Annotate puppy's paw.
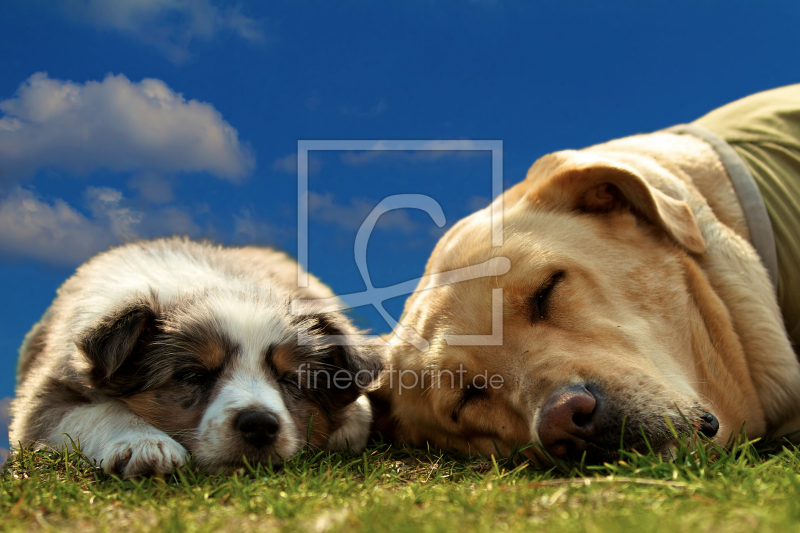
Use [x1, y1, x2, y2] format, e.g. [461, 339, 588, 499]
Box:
[102, 432, 188, 478]
[326, 396, 373, 452]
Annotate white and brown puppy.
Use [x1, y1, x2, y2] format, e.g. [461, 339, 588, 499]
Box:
[10, 237, 381, 478]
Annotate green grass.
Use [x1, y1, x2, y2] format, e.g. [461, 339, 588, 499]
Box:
[3, 436, 800, 533]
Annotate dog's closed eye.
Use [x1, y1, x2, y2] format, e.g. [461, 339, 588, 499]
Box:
[450, 384, 489, 423]
[527, 271, 565, 322]
[173, 365, 217, 387]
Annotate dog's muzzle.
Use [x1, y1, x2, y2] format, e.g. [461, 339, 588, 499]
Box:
[537, 383, 719, 461]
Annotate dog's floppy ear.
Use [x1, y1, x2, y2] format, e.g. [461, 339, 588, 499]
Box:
[524, 151, 706, 254]
[75, 295, 159, 395]
[304, 312, 384, 408]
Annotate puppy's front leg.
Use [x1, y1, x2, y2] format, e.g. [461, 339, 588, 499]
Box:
[326, 395, 373, 452]
[55, 401, 188, 478]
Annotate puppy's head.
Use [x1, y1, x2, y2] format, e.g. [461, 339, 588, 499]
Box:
[76, 288, 381, 470]
[376, 150, 765, 463]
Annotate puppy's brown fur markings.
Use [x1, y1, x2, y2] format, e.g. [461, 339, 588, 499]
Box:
[10, 238, 380, 477]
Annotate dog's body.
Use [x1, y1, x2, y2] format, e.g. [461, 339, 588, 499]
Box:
[10, 237, 380, 477]
[374, 86, 800, 463]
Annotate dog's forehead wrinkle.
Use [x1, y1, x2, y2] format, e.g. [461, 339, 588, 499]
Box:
[434, 209, 641, 283]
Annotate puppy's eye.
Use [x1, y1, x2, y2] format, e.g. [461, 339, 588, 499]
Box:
[450, 384, 488, 423]
[174, 367, 213, 386]
[278, 372, 301, 389]
[528, 271, 565, 322]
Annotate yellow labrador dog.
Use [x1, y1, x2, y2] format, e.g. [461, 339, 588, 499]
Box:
[373, 86, 800, 463]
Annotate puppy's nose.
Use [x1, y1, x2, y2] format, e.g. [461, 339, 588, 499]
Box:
[538, 384, 598, 458]
[236, 410, 280, 449]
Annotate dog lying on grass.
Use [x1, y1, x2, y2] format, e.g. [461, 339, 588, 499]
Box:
[9, 237, 381, 478]
[372, 85, 800, 463]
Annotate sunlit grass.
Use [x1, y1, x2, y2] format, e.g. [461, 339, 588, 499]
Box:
[3, 434, 800, 532]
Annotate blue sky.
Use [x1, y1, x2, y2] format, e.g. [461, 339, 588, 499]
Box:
[1, 0, 799, 455]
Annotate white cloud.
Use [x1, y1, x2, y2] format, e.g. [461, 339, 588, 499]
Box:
[141, 206, 202, 237]
[308, 192, 419, 234]
[273, 153, 322, 175]
[86, 187, 143, 240]
[0, 188, 118, 265]
[340, 139, 484, 166]
[234, 207, 268, 242]
[56, 0, 265, 63]
[128, 172, 175, 204]
[0, 187, 205, 265]
[233, 207, 289, 244]
[0, 72, 255, 182]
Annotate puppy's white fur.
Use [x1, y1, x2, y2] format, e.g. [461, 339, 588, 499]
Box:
[325, 396, 373, 452]
[10, 237, 381, 477]
[55, 402, 188, 478]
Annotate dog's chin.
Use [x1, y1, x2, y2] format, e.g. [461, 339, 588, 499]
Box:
[196, 450, 295, 474]
[557, 439, 676, 465]
[189, 441, 305, 473]
[524, 429, 687, 466]
[505, 418, 696, 466]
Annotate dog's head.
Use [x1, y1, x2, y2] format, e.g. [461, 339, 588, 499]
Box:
[76, 287, 381, 470]
[375, 150, 766, 463]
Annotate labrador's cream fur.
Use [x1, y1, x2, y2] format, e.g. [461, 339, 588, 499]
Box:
[373, 132, 800, 462]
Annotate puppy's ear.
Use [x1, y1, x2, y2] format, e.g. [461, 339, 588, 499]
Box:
[524, 151, 706, 254]
[75, 295, 159, 395]
[304, 313, 384, 407]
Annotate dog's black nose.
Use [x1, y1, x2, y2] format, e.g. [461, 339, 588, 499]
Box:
[699, 412, 719, 438]
[538, 384, 598, 458]
[236, 410, 280, 449]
